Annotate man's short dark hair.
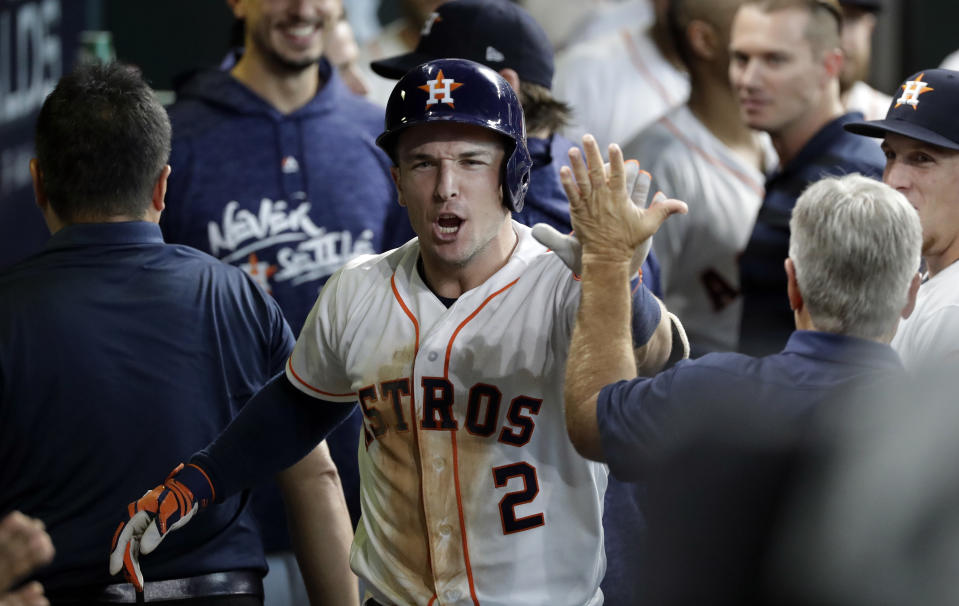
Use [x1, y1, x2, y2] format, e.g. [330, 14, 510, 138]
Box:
[744, 0, 842, 54]
[35, 62, 171, 223]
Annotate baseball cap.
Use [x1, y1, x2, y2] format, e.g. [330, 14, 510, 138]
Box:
[838, 0, 882, 12]
[845, 69, 959, 151]
[370, 0, 554, 89]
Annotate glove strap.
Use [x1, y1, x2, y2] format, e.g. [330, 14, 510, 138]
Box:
[170, 462, 216, 509]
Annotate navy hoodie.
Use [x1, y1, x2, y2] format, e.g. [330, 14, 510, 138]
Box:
[162, 58, 402, 335]
[161, 58, 400, 550]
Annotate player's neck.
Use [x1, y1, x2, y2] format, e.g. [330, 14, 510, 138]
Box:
[419, 223, 518, 299]
[770, 84, 845, 167]
[689, 74, 756, 149]
[230, 53, 321, 115]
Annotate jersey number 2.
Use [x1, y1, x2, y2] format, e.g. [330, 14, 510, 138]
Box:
[492, 462, 544, 534]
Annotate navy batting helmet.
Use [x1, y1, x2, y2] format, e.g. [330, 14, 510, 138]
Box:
[376, 58, 532, 213]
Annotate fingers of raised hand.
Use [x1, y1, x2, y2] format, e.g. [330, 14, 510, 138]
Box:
[559, 165, 581, 211]
[581, 135, 607, 194]
[606, 144, 627, 197]
[648, 192, 689, 219]
[567, 145, 590, 200]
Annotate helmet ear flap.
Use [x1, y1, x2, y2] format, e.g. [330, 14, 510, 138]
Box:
[376, 58, 532, 210]
[503, 139, 532, 212]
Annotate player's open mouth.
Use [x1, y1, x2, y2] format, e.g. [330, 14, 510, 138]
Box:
[436, 215, 463, 235]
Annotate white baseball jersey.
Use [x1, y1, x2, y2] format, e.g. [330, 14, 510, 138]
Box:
[623, 105, 775, 353]
[287, 223, 608, 606]
[843, 80, 892, 123]
[892, 260, 959, 372]
[553, 25, 690, 151]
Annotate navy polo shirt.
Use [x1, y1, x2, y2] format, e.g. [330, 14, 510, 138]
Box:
[739, 113, 884, 356]
[0, 222, 294, 591]
[597, 330, 903, 481]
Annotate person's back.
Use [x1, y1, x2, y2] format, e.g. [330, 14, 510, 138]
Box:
[0, 229, 290, 592]
[0, 61, 296, 601]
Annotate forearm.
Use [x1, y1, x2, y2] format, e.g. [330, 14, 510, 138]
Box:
[192, 373, 357, 500]
[565, 257, 637, 460]
[277, 442, 358, 606]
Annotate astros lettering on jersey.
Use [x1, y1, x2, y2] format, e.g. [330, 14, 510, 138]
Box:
[287, 225, 607, 606]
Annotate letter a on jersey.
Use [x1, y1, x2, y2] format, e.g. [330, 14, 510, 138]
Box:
[896, 72, 934, 110]
[418, 69, 463, 109]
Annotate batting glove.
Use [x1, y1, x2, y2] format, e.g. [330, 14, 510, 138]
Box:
[532, 159, 659, 276]
[109, 462, 214, 592]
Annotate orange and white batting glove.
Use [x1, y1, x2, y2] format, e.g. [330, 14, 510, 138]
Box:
[532, 159, 659, 276]
[109, 463, 214, 592]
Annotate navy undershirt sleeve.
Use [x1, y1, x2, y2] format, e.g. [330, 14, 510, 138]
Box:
[191, 372, 357, 501]
[631, 275, 661, 348]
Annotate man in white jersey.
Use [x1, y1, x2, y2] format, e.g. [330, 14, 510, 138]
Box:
[552, 0, 690, 151]
[845, 68, 959, 371]
[110, 58, 683, 606]
[624, 0, 776, 354]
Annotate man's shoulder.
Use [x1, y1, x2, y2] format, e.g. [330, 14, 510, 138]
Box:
[623, 108, 699, 165]
[329, 243, 416, 292]
[814, 113, 886, 176]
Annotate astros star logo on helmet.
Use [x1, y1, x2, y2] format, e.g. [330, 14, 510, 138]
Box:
[896, 72, 934, 110]
[418, 69, 463, 109]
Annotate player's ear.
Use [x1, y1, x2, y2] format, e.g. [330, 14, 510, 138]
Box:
[390, 166, 406, 207]
[687, 20, 718, 61]
[821, 46, 843, 81]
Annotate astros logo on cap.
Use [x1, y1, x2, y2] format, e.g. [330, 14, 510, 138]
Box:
[895, 72, 934, 110]
[418, 69, 463, 109]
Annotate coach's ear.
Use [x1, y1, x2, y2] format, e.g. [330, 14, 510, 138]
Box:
[785, 258, 803, 313]
[901, 272, 921, 319]
[390, 166, 406, 207]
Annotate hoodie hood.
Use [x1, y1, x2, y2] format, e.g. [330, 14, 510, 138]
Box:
[174, 56, 368, 123]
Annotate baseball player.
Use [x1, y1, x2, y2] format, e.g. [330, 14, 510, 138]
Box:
[110, 58, 682, 606]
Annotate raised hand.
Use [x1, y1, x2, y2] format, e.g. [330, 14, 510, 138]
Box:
[532, 158, 657, 275]
[561, 135, 686, 264]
